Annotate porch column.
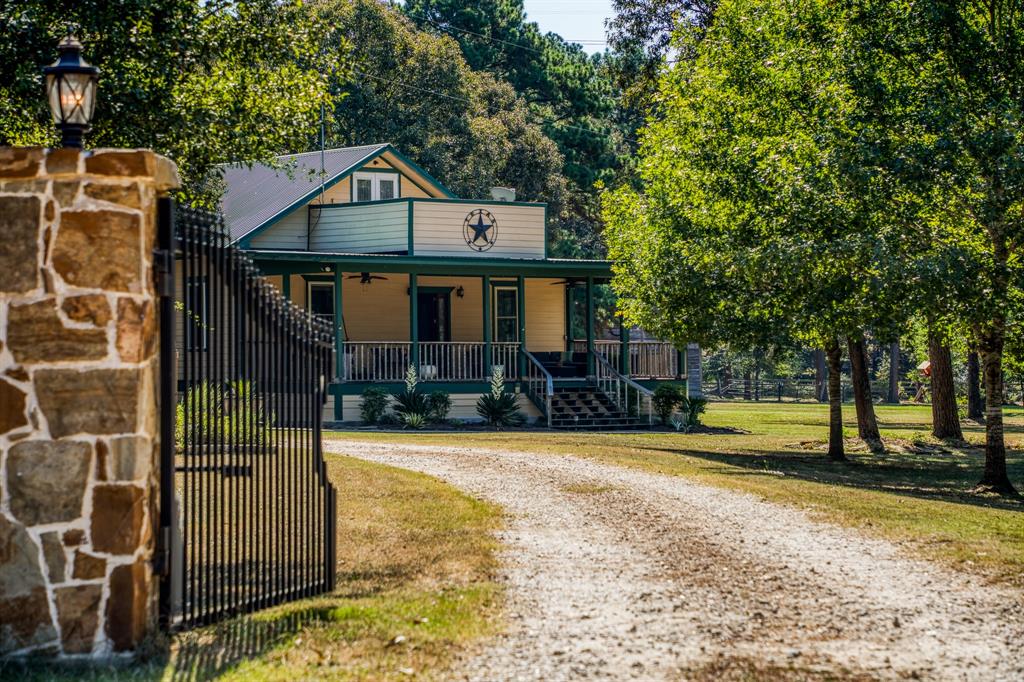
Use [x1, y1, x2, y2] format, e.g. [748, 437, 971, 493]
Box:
[585, 276, 596, 376]
[619, 316, 631, 376]
[281, 273, 291, 302]
[333, 268, 344, 421]
[687, 342, 703, 398]
[409, 273, 419, 372]
[482, 274, 492, 379]
[564, 284, 573, 352]
[517, 275, 526, 379]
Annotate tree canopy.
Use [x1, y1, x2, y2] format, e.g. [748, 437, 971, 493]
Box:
[0, 0, 339, 202]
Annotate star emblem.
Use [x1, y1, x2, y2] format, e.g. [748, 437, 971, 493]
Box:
[463, 209, 498, 251]
[470, 214, 492, 244]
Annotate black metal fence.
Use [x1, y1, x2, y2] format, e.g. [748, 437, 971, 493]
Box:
[157, 199, 336, 630]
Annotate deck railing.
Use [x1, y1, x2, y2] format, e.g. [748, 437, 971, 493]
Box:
[594, 352, 655, 425]
[573, 340, 679, 379]
[523, 350, 555, 427]
[342, 341, 520, 382]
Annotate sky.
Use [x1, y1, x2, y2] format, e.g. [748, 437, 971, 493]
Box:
[523, 0, 615, 54]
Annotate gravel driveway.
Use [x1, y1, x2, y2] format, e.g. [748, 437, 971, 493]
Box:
[324, 439, 1024, 681]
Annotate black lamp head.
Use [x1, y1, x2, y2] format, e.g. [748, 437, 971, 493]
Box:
[43, 36, 100, 149]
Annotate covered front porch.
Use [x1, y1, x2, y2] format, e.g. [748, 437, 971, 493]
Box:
[251, 250, 687, 423]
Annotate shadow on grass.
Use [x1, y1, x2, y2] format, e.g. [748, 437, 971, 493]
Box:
[0, 607, 331, 682]
[169, 606, 334, 681]
[643, 444, 1024, 512]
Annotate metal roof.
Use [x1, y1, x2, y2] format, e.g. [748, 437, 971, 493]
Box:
[221, 144, 388, 243]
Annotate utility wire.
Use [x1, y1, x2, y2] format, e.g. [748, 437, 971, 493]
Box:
[353, 68, 634, 144]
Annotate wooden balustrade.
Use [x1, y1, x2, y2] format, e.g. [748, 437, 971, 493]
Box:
[573, 340, 679, 379]
[340, 341, 520, 382]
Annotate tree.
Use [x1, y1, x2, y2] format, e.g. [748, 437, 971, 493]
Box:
[0, 0, 337, 202]
[928, 329, 964, 440]
[848, 334, 883, 450]
[403, 0, 629, 259]
[845, 0, 1023, 494]
[605, 0, 717, 106]
[312, 0, 568, 212]
[603, 0, 913, 459]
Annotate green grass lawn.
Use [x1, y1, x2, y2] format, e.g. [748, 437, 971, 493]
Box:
[326, 402, 1024, 586]
[9, 455, 501, 681]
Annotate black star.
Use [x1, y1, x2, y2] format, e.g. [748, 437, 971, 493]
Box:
[470, 214, 492, 243]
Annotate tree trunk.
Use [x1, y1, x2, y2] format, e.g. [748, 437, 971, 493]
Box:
[887, 341, 900, 403]
[977, 328, 1016, 494]
[754, 366, 761, 401]
[967, 349, 984, 420]
[825, 337, 846, 461]
[847, 334, 883, 451]
[743, 370, 752, 400]
[928, 331, 963, 440]
[814, 349, 827, 402]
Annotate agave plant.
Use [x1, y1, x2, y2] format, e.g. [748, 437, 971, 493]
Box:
[402, 412, 426, 430]
[392, 364, 429, 420]
[476, 366, 524, 428]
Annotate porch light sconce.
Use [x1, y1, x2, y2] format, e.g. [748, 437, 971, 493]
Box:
[43, 36, 99, 149]
[456, 285, 465, 298]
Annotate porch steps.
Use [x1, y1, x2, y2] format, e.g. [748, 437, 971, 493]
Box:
[548, 388, 646, 430]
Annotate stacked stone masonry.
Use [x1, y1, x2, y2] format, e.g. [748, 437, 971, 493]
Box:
[0, 146, 178, 658]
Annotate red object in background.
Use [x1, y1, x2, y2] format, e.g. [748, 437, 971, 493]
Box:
[918, 360, 932, 377]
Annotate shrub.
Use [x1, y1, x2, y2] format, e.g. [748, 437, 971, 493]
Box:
[360, 387, 390, 425]
[392, 365, 429, 420]
[377, 412, 402, 427]
[476, 366, 524, 428]
[176, 380, 272, 448]
[652, 383, 683, 424]
[683, 397, 708, 428]
[426, 391, 452, 423]
[402, 412, 426, 429]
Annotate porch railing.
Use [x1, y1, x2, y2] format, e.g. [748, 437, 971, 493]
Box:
[594, 352, 655, 425]
[573, 340, 679, 379]
[342, 341, 520, 382]
[523, 350, 555, 428]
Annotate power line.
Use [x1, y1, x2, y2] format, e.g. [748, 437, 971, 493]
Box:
[407, 10, 609, 55]
[352, 68, 634, 145]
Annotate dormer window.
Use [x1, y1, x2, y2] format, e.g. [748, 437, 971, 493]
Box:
[353, 171, 398, 202]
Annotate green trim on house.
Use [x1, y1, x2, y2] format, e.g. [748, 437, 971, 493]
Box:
[236, 144, 457, 247]
[407, 200, 414, 255]
[300, 274, 335, 282]
[237, 146, 387, 248]
[409, 273, 419, 369]
[516, 275, 526, 378]
[250, 251, 614, 279]
[585, 276, 596, 376]
[482, 274, 492, 376]
[311, 196, 547, 211]
[383, 146, 457, 199]
[334, 268, 344, 419]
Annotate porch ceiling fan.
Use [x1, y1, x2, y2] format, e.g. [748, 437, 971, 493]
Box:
[346, 272, 388, 285]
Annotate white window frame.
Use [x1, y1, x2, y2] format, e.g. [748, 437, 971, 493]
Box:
[352, 171, 399, 202]
[492, 286, 519, 343]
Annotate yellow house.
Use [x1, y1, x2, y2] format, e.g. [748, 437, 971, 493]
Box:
[222, 144, 689, 426]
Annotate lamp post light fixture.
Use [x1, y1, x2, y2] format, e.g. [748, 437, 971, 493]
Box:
[43, 36, 99, 149]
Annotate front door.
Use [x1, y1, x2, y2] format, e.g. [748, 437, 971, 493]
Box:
[416, 291, 450, 342]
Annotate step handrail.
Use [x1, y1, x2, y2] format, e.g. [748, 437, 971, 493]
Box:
[593, 352, 655, 426]
[522, 350, 555, 428]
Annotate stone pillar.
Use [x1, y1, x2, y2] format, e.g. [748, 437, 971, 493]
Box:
[0, 146, 178, 658]
[686, 343, 703, 399]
